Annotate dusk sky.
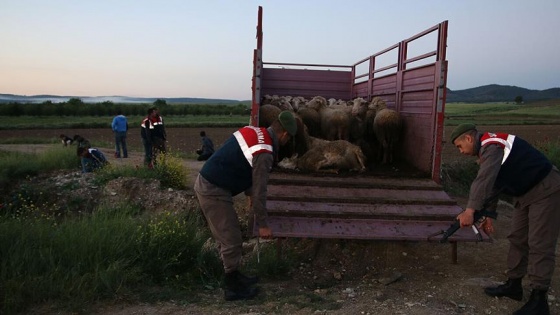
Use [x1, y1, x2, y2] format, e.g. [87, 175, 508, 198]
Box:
[1, 0, 559, 100]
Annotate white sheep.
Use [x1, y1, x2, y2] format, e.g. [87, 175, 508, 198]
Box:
[258, 104, 282, 128]
[307, 96, 352, 141]
[278, 136, 367, 173]
[370, 97, 402, 164]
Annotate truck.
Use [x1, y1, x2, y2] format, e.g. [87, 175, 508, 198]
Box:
[249, 6, 489, 262]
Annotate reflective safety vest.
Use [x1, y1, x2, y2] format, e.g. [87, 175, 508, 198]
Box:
[233, 126, 273, 167]
[481, 132, 552, 196]
[200, 126, 274, 195]
[140, 117, 153, 140]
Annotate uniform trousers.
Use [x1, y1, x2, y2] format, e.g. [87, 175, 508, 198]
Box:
[507, 168, 560, 290]
[194, 174, 242, 273]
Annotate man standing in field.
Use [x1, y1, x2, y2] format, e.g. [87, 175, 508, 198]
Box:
[194, 111, 297, 301]
[140, 108, 156, 167]
[151, 107, 167, 161]
[451, 123, 560, 315]
[111, 110, 128, 158]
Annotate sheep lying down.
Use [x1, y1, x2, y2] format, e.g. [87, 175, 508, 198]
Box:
[278, 139, 367, 174]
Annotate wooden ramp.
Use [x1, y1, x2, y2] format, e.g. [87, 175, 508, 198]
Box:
[253, 172, 491, 263]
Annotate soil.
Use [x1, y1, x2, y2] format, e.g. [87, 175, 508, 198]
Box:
[2, 125, 560, 315]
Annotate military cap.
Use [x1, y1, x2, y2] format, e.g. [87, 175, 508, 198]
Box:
[450, 123, 477, 143]
[278, 111, 297, 136]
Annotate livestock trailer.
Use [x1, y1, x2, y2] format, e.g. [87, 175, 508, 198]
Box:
[250, 6, 488, 262]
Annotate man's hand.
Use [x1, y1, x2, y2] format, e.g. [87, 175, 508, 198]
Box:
[479, 217, 495, 235]
[258, 227, 273, 239]
[457, 208, 475, 227]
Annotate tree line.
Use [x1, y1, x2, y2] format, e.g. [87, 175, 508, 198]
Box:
[0, 98, 250, 116]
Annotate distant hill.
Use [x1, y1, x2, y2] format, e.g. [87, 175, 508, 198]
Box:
[446, 84, 560, 103]
[1, 84, 559, 104]
[0, 94, 249, 105]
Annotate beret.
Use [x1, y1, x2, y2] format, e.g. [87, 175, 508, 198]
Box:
[278, 111, 297, 136]
[450, 123, 477, 143]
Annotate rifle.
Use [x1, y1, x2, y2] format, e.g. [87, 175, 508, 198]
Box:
[429, 209, 498, 243]
[428, 192, 501, 243]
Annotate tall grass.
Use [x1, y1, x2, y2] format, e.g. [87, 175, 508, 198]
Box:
[0, 147, 79, 190]
[93, 152, 189, 190]
[0, 206, 222, 314]
[0, 143, 294, 314]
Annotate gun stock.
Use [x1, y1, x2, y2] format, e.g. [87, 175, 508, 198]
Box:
[439, 209, 498, 243]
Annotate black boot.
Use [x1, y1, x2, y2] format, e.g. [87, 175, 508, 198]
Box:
[513, 289, 550, 315]
[223, 271, 259, 301]
[234, 270, 259, 287]
[484, 278, 523, 301]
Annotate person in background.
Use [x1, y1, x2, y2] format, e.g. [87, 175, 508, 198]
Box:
[140, 108, 156, 168]
[194, 111, 297, 301]
[111, 110, 129, 158]
[196, 130, 215, 161]
[77, 147, 108, 173]
[151, 107, 167, 161]
[451, 123, 560, 315]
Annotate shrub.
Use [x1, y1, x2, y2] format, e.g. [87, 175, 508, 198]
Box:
[93, 152, 188, 190]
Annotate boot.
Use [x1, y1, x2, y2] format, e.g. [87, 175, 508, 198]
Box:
[234, 270, 259, 287]
[513, 289, 550, 315]
[484, 278, 523, 301]
[223, 271, 259, 301]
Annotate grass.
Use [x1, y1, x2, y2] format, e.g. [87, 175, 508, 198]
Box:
[0, 207, 221, 314]
[0, 147, 79, 190]
[445, 102, 560, 125]
[0, 143, 294, 314]
[0, 107, 559, 313]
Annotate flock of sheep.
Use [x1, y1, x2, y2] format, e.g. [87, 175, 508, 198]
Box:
[258, 94, 403, 173]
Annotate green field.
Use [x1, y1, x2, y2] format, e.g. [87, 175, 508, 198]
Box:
[445, 101, 560, 125]
[1, 101, 560, 130]
[0, 114, 250, 130]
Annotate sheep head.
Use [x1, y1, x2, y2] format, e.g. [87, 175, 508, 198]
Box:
[351, 97, 368, 119]
[368, 97, 387, 113]
[306, 96, 327, 111]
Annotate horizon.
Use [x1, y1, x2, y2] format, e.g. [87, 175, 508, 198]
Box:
[2, 83, 559, 102]
[2, 1, 559, 99]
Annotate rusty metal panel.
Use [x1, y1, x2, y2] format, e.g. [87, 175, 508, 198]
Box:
[261, 68, 352, 100]
[255, 217, 490, 243]
[266, 200, 461, 220]
[402, 65, 436, 90]
[352, 81, 368, 99]
[371, 75, 398, 96]
[269, 173, 441, 189]
[268, 186, 456, 204]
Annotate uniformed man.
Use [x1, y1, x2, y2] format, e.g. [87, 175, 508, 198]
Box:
[451, 123, 560, 315]
[194, 111, 297, 301]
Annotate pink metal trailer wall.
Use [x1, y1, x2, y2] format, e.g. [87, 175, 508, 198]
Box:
[251, 6, 449, 183]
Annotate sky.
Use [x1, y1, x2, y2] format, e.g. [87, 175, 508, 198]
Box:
[1, 0, 559, 100]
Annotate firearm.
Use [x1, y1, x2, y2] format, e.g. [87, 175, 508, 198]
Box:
[434, 209, 498, 243]
[428, 190, 502, 243]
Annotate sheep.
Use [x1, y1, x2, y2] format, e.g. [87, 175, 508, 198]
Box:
[278, 125, 367, 173]
[370, 98, 402, 164]
[278, 135, 367, 174]
[258, 104, 282, 128]
[297, 105, 321, 138]
[277, 112, 309, 162]
[349, 97, 368, 141]
[290, 96, 307, 112]
[309, 96, 352, 141]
